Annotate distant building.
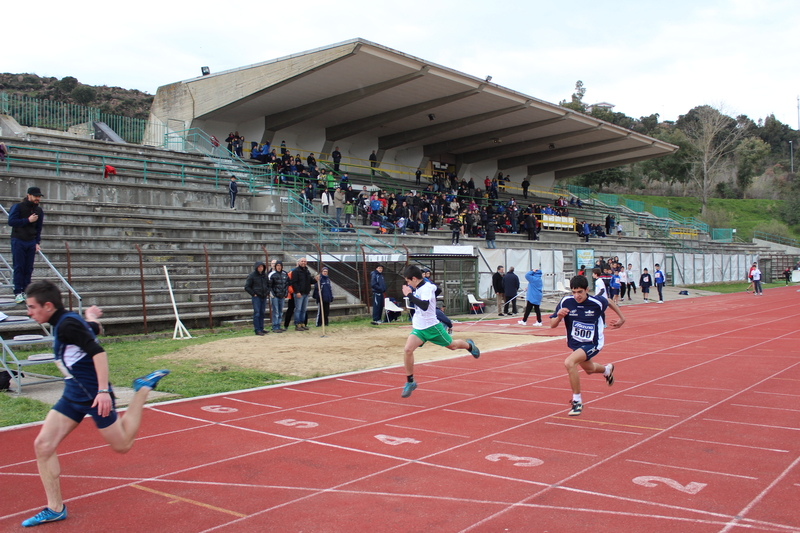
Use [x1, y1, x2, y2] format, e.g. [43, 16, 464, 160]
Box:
[586, 102, 615, 114]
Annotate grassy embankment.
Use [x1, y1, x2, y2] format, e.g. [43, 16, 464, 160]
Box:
[618, 194, 798, 241]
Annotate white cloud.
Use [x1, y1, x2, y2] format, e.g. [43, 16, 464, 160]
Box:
[4, 0, 799, 127]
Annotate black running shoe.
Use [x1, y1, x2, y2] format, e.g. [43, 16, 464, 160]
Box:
[568, 400, 582, 416]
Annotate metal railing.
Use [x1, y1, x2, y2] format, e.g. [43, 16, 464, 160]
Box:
[1, 91, 167, 144]
[753, 231, 799, 247]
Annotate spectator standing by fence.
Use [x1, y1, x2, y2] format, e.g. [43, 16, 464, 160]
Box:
[8, 186, 44, 304]
[370, 265, 387, 325]
[503, 266, 520, 315]
[244, 261, 269, 336]
[313, 267, 334, 327]
[291, 258, 313, 331]
[492, 266, 505, 315]
[268, 261, 288, 333]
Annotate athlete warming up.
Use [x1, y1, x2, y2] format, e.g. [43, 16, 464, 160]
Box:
[399, 265, 480, 398]
[21, 280, 170, 527]
[550, 275, 625, 416]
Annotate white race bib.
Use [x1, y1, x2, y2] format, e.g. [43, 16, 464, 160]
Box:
[571, 322, 595, 341]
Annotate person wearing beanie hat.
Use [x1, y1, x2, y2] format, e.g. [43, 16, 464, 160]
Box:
[8, 186, 44, 303]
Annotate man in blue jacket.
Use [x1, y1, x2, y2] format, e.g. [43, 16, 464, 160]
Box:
[370, 265, 387, 325]
[518, 269, 543, 326]
[8, 186, 44, 304]
[313, 267, 334, 327]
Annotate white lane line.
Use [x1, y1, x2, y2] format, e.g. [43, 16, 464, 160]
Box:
[544, 422, 643, 435]
[283, 388, 341, 398]
[296, 410, 367, 423]
[442, 409, 524, 421]
[589, 406, 680, 418]
[653, 384, 734, 392]
[668, 436, 789, 453]
[625, 394, 709, 404]
[492, 440, 599, 457]
[730, 403, 800, 414]
[451, 377, 518, 386]
[336, 378, 394, 388]
[420, 389, 475, 396]
[753, 390, 800, 398]
[492, 396, 564, 406]
[718, 455, 800, 533]
[385, 424, 470, 438]
[703, 418, 800, 432]
[625, 459, 758, 480]
[223, 397, 282, 409]
[357, 398, 426, 408]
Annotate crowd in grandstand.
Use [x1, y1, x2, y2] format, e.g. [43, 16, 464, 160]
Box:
[237, 142, 626, 242]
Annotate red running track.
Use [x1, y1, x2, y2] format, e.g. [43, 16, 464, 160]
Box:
[2, 287, 799, 532]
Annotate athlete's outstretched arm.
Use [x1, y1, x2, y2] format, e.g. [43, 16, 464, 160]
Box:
[606, 300, 626, 328]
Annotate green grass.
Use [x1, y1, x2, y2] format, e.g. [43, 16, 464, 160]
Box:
[0, 394, 52, 426]
[0, 316, 413, 427]
[618, 195, 794, 241]
[1, 326, 305, 427]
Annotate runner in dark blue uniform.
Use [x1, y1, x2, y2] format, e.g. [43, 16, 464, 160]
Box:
[550, 275, 626, 416]
[21, 280, 170, 528]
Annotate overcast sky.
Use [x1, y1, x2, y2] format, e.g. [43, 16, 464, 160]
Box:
[5, 0, 798, 128]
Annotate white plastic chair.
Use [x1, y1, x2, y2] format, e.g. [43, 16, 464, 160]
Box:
[556, 280, 570, 293]
[467, 293, 485, 314]
[384, 298, 404, 323]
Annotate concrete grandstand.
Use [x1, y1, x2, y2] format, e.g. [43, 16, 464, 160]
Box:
[147, 38, 677, 188]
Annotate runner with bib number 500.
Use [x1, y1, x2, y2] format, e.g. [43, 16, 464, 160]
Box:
[550, 275, 626, 417]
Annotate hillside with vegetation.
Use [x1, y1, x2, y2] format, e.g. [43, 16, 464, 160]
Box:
[560, 81, 800, 241]
[0, 73, 153, 120]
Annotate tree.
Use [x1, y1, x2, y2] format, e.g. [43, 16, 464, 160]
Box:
[734, 137, 770, 196]
[559, 80, 587, 113]
[636, 128, 693, 186]
[575, 166, 628, 190]
[56, 76, 78, 94]
[677, 105, 747, 213]
[71, 86, 96, 105]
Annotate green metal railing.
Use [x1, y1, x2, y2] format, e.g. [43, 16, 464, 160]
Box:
[3, 144, 273, 192]
[753, 231, 799, 247]
[594, 192, 618, 206]
[1, 91, 168, 144]
[711, 228, 734, 242]
[624, 199, 644, 212]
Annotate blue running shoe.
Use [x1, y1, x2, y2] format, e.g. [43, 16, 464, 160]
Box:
[133, 369, 170, 392]
[401, 381, 417, 398]
[22, 506, 67, 527]
[467, 339, 480, 359]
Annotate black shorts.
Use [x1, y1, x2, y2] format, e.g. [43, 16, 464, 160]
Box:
[53, 395, 118, 429]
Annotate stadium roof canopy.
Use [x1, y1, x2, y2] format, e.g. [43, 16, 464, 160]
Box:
[150, 39, 677, 185]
